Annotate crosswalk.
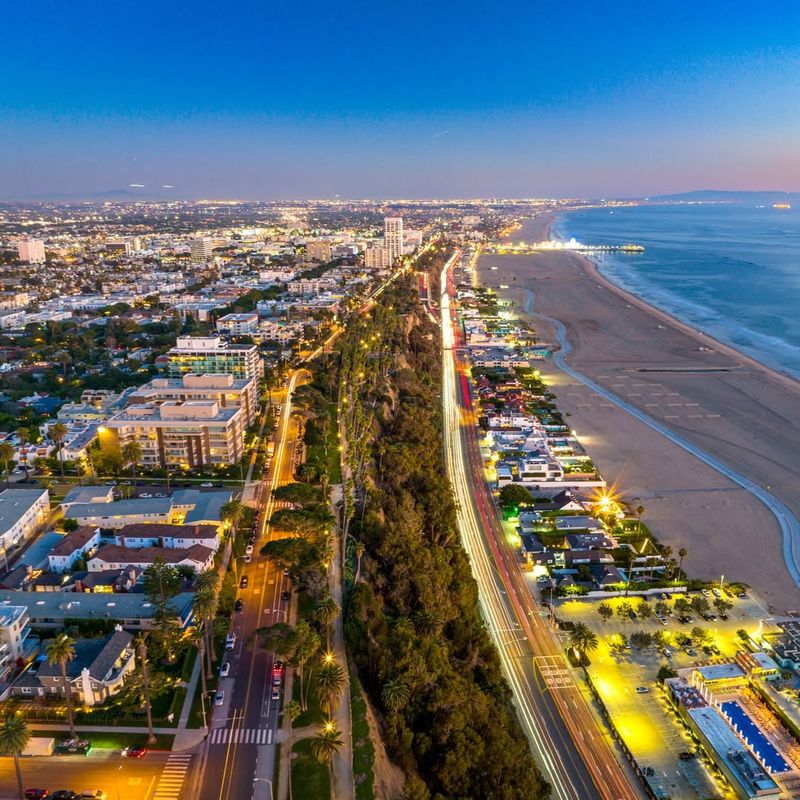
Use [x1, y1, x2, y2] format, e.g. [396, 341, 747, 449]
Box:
[209, 726, 274, 745]
[153, 752, 193, 800]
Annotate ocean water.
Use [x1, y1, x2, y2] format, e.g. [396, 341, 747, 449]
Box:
[550, 204, 800, 380]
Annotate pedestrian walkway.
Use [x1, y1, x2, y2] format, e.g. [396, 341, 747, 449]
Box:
[153, 752, 193, 800]
[208, 726, 273, 745]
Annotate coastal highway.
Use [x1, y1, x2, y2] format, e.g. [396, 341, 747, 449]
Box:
[192, 371, 302, 800]
[440, 256, 639, 800]
[523, 289, 800, 588]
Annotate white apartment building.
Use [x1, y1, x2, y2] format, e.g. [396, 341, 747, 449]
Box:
[17, 239, 46, 264]
[161, 336, 263, 380]
[216, 312, 259, 336]
[365, 246, 392, 270]
[128, 373, 258, 427]
[190, 236, 214, 261]
[0, 606, 32, 677]
[384, 217, 404, 262]
[0, 292, 30, 312]
[106, 400, 245, 469]
[0, 488, 50, 552]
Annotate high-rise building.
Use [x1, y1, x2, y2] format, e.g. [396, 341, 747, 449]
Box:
[364, 246, 393, 270]
[190, 237, 214, 262]
[17, 239, 46, 264]
[384, 217, 404, 263]
[159, 336, 263, 380]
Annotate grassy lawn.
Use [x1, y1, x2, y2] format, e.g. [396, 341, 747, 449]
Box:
[291, 737, 329, 799]
[349, 667, 375, 800]
[291, 662, 323, 728]
[31, 729, 175, 751]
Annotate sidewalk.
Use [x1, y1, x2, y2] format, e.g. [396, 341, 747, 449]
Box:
[172, 647, 208, 751]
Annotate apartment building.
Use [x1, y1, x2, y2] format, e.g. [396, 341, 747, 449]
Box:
[0, 488, 50, 552]
[305, 240, 332, 261]
[106, 400, 245, 469]
[128, 373, 258, 427]
[17, 239, 46, 264]
[161, 336, 263, 380]
[216, 312, 259, 336]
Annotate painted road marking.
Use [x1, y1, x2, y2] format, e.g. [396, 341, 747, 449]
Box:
[209, 727, 271, 745]
[153, 753, 192, 800]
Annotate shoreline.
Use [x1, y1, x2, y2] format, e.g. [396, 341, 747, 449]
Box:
[481, 217, 800, 610]
[545, 210, 800, 391]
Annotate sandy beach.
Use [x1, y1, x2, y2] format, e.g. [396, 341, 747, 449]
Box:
[480, 215, 800, 611]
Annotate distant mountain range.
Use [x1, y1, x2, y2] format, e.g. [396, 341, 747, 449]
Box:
[644, 189, 799, 203]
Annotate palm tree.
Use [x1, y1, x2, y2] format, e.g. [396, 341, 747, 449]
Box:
[310, 724, 344, 799]
[137, 636, 157, 745]
[0, 712, 31, 800]
[193, 588, 218, 672]
[220, 498, 244, 539]
[314, 595, 339, 650]
[381, 679, 410, 713]
[121, 440, 143, 498]
[286, 700, 302, 800]
[316, 663, 346, 716]
[568, 622, 598, 663]
[677, 547, 688, 581]
[194, 568, 221, 596]
[15, 428, 30, 478]
[636, 504, 645, 534]
[353, 541, 365, 584]
[0, 442, 14, 488]
[194, 627, 208, 712]
[49, 422, 68, 479]
[45, 634, 76, 737]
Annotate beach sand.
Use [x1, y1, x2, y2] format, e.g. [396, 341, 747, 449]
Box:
[480, 215, 800, 611]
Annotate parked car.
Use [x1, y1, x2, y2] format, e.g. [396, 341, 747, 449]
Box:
[245, 545, 254, 555]
[635, 686, 650, 694]
[660, 592, 669, 601]
[79, 792, 107, 799]
[225, 633, 236, 651]
[701, 588, 710, 597]
[281, 591, 290, 602]
[239, 576, 249, 589]
[140, 492, 152, 499]
[234, 599, 244, 612]
[737, 592, 748, 599]
[628, 610, 637, 620]
[678, 751, 695, 761]
[712, 588, 721, 597]
[49, 793, 78, 800]
[220, 662, 230, 678]
[273, 660, 285, 677]
[200, 482, 214, 488]
[271, 688, 280, 701]
[24, 791, 48, 800]
[244, 554, 252, 564]
[126, 746, 148, 758]
[214, 689, 225, 707]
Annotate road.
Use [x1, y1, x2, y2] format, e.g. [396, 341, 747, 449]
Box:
[522, 289, 800, 587]
[194, 373, 302, 800]
[440, 255, 639, 800]
[0, 750, 184, 800]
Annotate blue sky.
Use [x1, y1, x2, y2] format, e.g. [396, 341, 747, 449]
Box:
[2, 0, 799, 198]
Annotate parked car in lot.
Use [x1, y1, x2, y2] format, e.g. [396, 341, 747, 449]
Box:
[140, 492, 152, 499]
[201, 482, 214, 488]
[635, 686, 650, 694]
[678, 751, 695, 760]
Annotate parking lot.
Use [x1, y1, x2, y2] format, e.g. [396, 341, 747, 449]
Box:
[555, 591, 781, 799]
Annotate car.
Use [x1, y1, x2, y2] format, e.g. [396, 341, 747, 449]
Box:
[703, 646, 713, 656]
[234, 599, 244, 612]
[239, 576, 249, 589]
[281, 591, 290, 602]
[710, 644, 721, 655]
[628, 610, 637, 620]
[126, 746, 148, 758]
[214, 689, 225, 706]
[701, 588, 710, 597]
[244, 554, 252, 564]
[245, 545, 254, 555]
[712, 588, 721, 597]
[225, 633, 236, 651]
[200, 482, 214, 488]
[79, 792, 107, 799]
[140, 492, 152, 499]
[662, 648, 673, 658]
[49, 793, 78, 800]
[660, 592, 669, 601]
[271, 688, 280, 701]
[737, 592, 748, 599]
[155, 492, 167, 498]
[656, 615, 667, 626]
[220, 662, 230, 677]
[24, 791, 48, 800]
[273, 660, 285, 677]
[685, 647, 698, 657]
[635, 686, 650, 694]
[273, 675, 281, 686]
[678, 751, 695, 761]
[720, 613, 729, 620]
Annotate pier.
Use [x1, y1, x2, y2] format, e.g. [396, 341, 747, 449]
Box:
[486, 237, 644, 254]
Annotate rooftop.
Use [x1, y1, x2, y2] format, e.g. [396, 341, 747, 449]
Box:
[69, 497, 172, 519]
[0, 488, 47, 534]
[39, 630, 133, 681]
[90, 543, 214, 565]
[49, 526, 99, 557]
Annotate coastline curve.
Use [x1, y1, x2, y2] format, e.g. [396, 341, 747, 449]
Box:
[523, 288, 800, 588]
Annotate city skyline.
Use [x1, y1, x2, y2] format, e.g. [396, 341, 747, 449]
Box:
[2, 1, 800, 199]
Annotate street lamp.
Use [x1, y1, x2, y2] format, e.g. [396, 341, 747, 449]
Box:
[253, 777, 274, 800]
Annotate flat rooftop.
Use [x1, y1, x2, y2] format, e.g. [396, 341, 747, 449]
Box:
[0, 488, 47, 533]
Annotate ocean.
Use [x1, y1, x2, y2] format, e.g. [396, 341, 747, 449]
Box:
[549, 204, 800, 380]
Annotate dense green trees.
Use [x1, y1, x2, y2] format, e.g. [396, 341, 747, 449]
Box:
[335, 275, 549, 799]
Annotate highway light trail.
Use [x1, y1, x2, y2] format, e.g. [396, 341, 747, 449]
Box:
[440, 256, 638, 800]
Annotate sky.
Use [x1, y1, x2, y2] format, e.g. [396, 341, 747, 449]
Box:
[2, 0, 800, 199]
